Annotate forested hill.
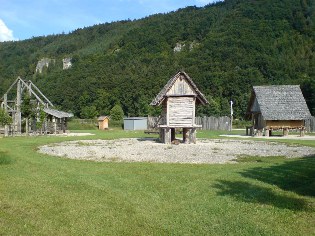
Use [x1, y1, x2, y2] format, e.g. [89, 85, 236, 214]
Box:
[0, 0, 314, 118]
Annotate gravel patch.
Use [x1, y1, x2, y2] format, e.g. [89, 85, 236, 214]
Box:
[38, 138, 315, 164]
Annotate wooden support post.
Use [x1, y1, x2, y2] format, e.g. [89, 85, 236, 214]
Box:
[160, 128, 171, 144]
[159, 128, 163, 142]
[265, 128, 269, 137]
[53, 117, 57, 134]
[300, 127, 305, 137]
[189, 128, 196, 144]
[3, 94, 8, 137]
[164, 128, 171, 144]
[64, 118, 68, 133]
[183, 128, 189, 144]
[16, 80, 22, 134]
[283, 128, 289, 136]
[171, 128, 175, 142]
[62, 118, 66, 133]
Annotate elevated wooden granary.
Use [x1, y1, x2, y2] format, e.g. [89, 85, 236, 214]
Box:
[150, 71, 208, 144]
[247, 85, 311, 136]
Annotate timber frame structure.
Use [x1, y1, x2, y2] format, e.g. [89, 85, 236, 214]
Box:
[246, 85, 311, 137]
[150, 71, 209, 144]
[0, 77, 73, 136]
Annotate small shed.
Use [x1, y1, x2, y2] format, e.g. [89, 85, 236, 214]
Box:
[98, 116, 109, 130]
[124, 117, 148, 130]
[150, 71, 209, 144]
[247, 85, 311, 136]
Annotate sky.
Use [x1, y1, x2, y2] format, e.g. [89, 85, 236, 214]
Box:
[0, 0, 222, 42]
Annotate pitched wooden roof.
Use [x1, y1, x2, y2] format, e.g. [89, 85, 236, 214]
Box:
[248, 85, 311, 120]
[44, 108, 73, 118]
[98, 116, 109, 121]
[150, 71, 209, 106]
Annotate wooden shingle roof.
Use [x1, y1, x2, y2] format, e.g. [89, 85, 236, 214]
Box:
[150, 71, 209, 106]
[44, 108, 73, 118]
[248, 85, 311, 120]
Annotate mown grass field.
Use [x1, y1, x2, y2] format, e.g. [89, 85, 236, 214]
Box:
[0, 129, 314, 235]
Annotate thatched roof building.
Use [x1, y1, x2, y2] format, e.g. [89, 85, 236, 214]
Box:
[247, 85, 311, 136]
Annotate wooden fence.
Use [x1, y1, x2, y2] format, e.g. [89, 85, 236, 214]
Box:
[195, 116, 231, 131]
[305, 117, 315, 132]
[147, 116, 231, 131]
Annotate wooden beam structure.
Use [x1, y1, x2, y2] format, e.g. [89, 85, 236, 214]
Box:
[1, 77, 73, 136]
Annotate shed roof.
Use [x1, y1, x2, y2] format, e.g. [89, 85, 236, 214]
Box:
[150, 71, 209, 106]
[44, 108, 73, 118]
[98, 116, 109, 121]
[247, 85, 311, 120]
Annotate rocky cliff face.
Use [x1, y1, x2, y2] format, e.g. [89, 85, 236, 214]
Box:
[35, 58, 72, 74]
[62, 58, 72, 70]
[35, 58, 55, 73]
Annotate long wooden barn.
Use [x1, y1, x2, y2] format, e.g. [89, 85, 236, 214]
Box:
[247, 85, 311, 136]
[150, 71, 208, 144]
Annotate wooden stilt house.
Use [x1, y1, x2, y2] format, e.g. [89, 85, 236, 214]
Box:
[247, 85, 311, 136]
[150, 71, 209, 144]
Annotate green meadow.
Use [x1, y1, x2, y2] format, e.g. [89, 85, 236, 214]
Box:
[0, 129, 314, 235]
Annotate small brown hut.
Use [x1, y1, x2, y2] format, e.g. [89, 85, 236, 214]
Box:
[98, 116, 109, 130]
[150, 71, 209, 144]
[247, 85, 311, 136]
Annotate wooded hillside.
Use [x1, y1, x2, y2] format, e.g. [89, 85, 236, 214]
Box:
[0, 0, 314, 118]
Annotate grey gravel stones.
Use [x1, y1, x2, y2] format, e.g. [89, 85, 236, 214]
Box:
[38, 138, 315, 164]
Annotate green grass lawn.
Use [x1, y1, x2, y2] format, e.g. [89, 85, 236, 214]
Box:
[0, 130, 314, 235]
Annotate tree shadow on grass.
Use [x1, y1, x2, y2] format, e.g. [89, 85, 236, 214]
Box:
[213, 156, 315, 211]
[213, 180, 310, 211]
[240, 156, 315, 197]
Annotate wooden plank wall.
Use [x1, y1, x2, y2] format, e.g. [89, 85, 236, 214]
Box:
[168, 97, 194, 127]
[148, 116, 231, 131]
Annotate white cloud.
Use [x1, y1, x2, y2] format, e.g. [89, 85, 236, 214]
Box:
[0, 19, 16, 42]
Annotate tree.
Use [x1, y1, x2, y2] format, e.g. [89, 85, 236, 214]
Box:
[21, 93, 35, 135]
[0, 108, 12, 137]
[110, 104, 124, 121]
[36, 105, 47, 134]
[0, 108, 12, 126]
[80, 105, 98, 119]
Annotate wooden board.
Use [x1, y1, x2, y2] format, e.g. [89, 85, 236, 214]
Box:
[167, 97, 195, 127]
[266, 120, 304, 128]
[166, 77, 196, 96]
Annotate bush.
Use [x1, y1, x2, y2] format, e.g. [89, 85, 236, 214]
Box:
[68, 119, 98, 130]
[233, 119, 252, 128]
[109, 120, 123, 128]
